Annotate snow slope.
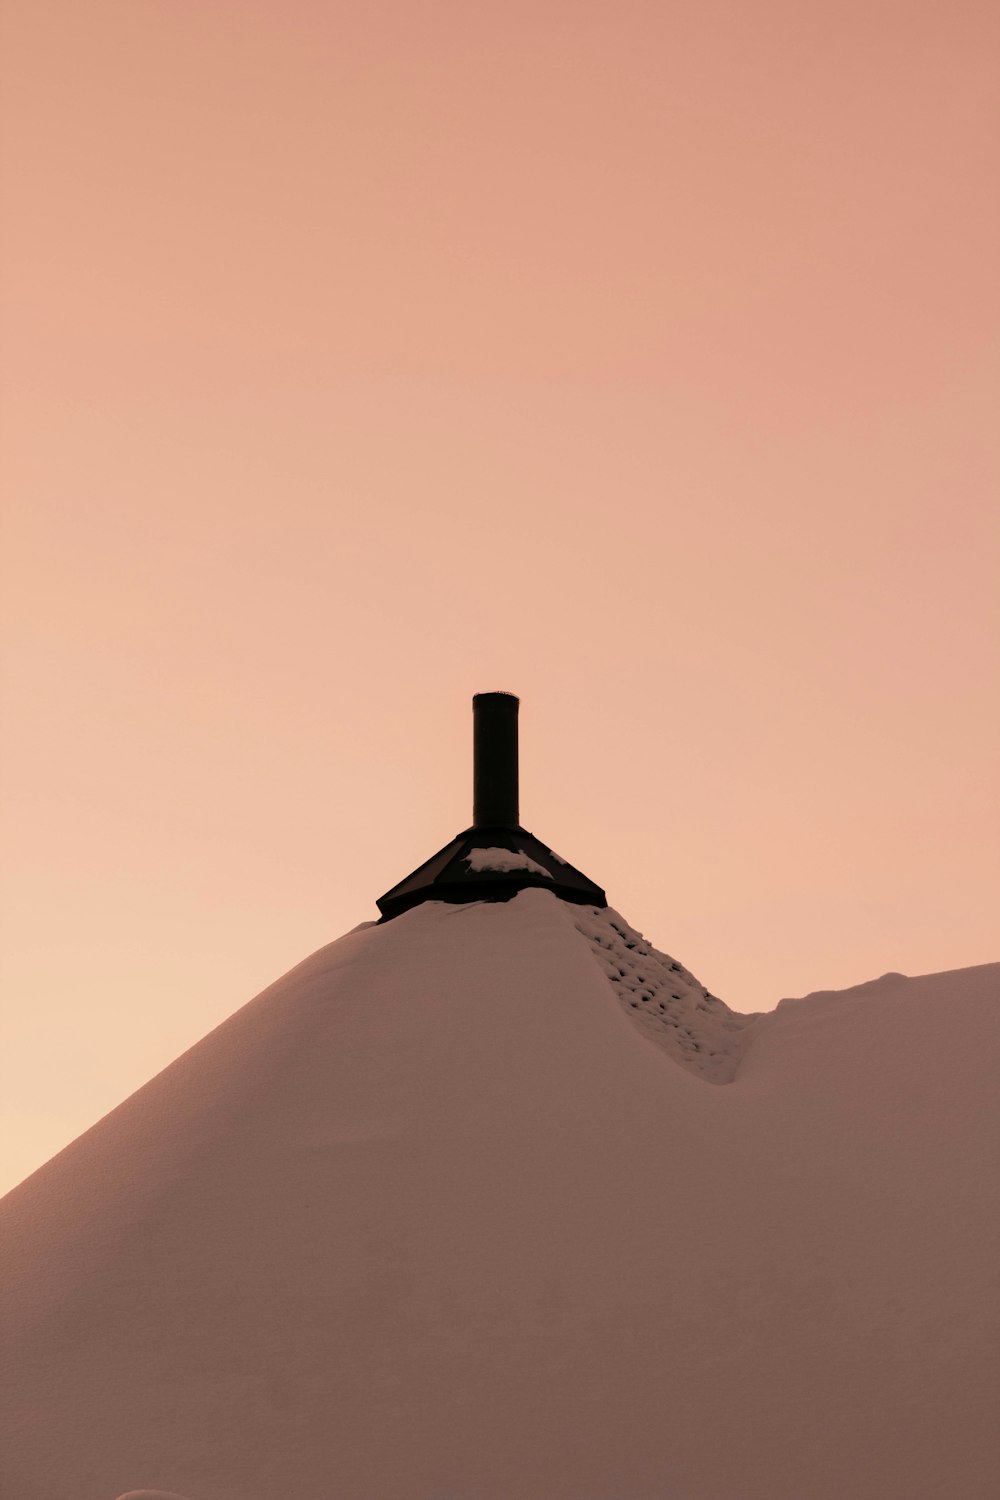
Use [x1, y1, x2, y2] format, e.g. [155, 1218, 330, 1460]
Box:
[1, 890, 997, 1500]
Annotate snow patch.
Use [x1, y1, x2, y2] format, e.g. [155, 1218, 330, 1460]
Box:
[464, 847, 552, 878]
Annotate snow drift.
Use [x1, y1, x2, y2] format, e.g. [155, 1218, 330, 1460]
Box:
[1, 890, 997, 1500]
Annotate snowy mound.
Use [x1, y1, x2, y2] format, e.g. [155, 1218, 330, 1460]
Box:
[1, 890, 997, 1500]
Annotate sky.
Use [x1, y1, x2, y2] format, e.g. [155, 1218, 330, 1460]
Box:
[1, 0, 998, 1194]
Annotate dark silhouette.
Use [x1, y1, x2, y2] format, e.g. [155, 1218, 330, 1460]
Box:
[376, 692, 607, 921]
[473, 690, 519, 829]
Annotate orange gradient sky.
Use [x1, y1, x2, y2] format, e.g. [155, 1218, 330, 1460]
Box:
[2, 0, 998, 1193]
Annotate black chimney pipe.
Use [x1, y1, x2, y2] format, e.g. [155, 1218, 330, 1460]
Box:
[473, 692, 519, 828]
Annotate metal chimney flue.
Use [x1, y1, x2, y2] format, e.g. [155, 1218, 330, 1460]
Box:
[473, 691, 519, 829]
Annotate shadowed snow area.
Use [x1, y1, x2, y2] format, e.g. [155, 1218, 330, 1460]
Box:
[572, 904, 759, 1081]
[1, 889, 997, 1500]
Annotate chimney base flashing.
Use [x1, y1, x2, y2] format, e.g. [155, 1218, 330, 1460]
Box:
[374, 693, 607, 922]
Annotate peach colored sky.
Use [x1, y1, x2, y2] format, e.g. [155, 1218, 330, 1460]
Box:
[2, 0, 998, 1193]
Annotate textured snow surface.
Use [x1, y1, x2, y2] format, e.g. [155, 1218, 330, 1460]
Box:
[464, 846, 553, 877]
[1, 889, 997, 1500]
[573, 905, 758, 1082]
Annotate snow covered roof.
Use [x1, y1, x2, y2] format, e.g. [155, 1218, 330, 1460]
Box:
[2, 890, 996, 1500]
[4, 694, 997, 1500]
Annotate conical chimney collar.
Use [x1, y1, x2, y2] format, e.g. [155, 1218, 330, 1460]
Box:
[375, 692, 606, 921]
